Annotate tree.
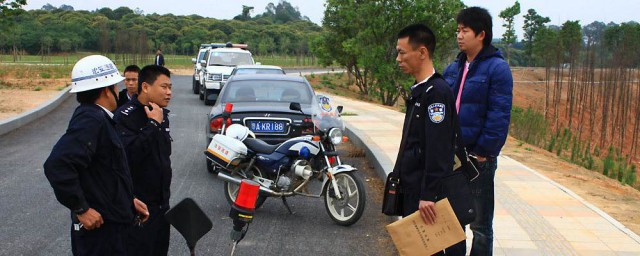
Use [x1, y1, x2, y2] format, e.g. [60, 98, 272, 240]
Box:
[1, 0, 27, 61]
[319, 0, 463, 106]
[40, 3, 56, 11]
[583, 21, 605, 47]
[559, 21, 582, 130]
[59, 4, 74, 11]
[0, 0, 24, 13]
[522, 8, 549, 66]
[112, 7, 133, 20]
[96, 7, 114, 20]
[255, 1, 302, 24]
[58, 37, 72, 63]
[499, 1, 521, 66]
[234, 5, 254, 21]
[533, 27, 560, 119]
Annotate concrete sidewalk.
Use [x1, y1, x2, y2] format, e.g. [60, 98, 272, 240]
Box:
[327, 93, 640, 256]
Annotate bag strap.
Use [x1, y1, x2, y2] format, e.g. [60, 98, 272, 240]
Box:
[392, 77, 434, 177]
[391, 95, 417, 177]
[452, 104, 480, 181]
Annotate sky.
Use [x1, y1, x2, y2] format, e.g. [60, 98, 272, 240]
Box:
[23, 0, 640, 40]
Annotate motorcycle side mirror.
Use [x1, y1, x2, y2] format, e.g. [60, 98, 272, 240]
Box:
[289, 102, 302, 112]
[337, 106, 343, 114]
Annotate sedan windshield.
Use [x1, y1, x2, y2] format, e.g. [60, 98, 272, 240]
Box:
[209, 52, 253, 66]
[222, 80, 313, 104]
[235, 68, 284, 75]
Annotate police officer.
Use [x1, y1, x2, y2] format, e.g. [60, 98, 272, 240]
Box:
[117, 65, 140, 108]
[114, 65, 172, 256]
[44, 55, 149, 255]
[394, 24, 456, 242]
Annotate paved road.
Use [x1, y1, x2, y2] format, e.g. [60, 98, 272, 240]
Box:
[0, 75, 395, 255]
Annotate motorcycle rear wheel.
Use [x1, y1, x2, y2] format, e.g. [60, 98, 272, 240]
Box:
[224, 163, 268, 209]
[323, 172, 366, 226]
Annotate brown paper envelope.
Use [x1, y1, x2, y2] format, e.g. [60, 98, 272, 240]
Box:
[385, 198, 466, 256]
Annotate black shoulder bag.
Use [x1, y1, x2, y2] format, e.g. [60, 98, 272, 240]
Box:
[438, 108, 480, 226]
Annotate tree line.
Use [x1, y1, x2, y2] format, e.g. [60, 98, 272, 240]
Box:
[498, 1, 639, 186]
[0, 1, 321, 63]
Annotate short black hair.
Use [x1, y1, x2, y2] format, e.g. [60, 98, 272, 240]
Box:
[124, 65, 140, 74]
[397, 24, 436, 58]
[76, 85, 114, 104]
[456, 7, 493, 47]
[138, 65, 171, 93]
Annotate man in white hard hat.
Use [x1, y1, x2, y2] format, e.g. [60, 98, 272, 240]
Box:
[44, 55, 150, 255]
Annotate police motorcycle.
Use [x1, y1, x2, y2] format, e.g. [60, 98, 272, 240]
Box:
[205, 96, 366, 226]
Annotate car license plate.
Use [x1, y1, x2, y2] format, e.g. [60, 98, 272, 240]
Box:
[248, 120, 287, 133]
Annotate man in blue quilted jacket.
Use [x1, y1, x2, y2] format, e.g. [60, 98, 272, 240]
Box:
[443, 7, 513, 256]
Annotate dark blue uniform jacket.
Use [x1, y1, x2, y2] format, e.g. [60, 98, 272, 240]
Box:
[44, 104, 135, 224]
[397, 73, 456, 201]
[114, 96, 172, 207]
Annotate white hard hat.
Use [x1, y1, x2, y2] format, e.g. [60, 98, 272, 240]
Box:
[70, 55, 124, 93]
[225, 124, 250, 141]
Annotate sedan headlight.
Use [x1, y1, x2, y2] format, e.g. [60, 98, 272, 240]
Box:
[328, 128, 343, 145]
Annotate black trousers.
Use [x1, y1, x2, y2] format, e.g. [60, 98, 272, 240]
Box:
[126, 204, 170, 256]
[71, 221, 130, 256]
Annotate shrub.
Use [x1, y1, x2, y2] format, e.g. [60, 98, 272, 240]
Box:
[625, 165, 637, 186]
[603, 146, 615, 176]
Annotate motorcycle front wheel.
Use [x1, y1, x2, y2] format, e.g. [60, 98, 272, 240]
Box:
[323, 172, 366, 226]
[224, 163, 268, 209]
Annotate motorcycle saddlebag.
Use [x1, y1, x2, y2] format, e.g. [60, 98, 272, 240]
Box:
[206, 134, 248, 168]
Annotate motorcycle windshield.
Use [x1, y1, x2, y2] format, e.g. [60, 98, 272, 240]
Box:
[312, 94, 344, 133]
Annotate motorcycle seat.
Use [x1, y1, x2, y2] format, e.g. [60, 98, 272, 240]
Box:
[244, 138, 279, 154]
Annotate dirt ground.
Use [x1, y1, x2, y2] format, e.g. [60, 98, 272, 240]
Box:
[0, 69, 191, 121]
[0, 74, 68, 121]
[2, 67, 640, 236]
[0, 89, 61, 120]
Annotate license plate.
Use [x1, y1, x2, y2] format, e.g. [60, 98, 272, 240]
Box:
[247, 120, 287, 133]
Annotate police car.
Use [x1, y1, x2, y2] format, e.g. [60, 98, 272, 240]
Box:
[198, 43, 255, 105]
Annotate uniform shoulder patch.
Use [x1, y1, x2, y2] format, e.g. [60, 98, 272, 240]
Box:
[427, 103, 445, 123]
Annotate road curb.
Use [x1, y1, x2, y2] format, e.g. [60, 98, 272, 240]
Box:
[0, 86, 72, 136]
[343, 122, 393, 181]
